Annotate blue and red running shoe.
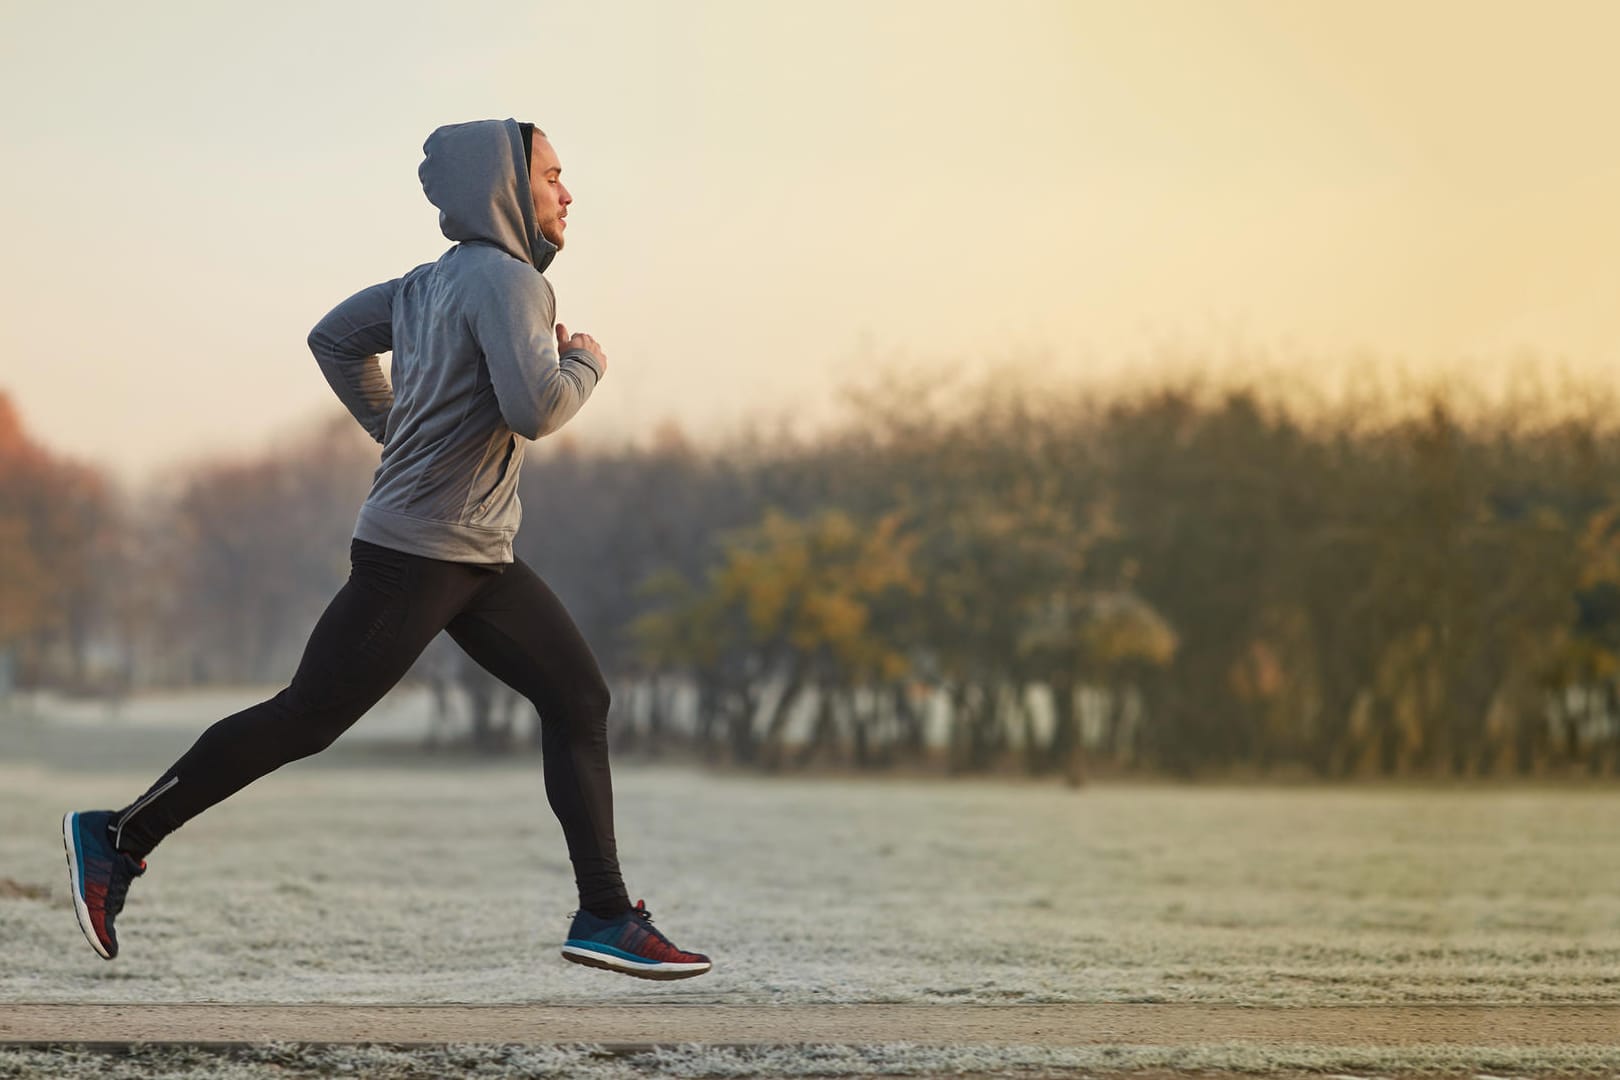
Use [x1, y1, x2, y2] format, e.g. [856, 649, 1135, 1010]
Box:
[62, 810, 145, 960]
[561, 899, 711, 980]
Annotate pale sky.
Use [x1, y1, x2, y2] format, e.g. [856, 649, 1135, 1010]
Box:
[3, 0, 1620, 484]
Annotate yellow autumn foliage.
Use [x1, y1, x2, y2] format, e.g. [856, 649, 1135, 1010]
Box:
[636, 507, 920, 685]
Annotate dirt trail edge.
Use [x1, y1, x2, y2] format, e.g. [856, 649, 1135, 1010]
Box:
[3, 1004, 1619, 1048]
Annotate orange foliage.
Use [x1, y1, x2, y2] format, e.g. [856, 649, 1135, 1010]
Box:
[0, 389, 115, 649]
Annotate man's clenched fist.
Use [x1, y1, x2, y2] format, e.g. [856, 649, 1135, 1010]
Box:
[556, 323, 606, 372]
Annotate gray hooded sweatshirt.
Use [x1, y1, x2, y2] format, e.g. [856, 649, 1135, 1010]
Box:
[307, 117, 602, 565]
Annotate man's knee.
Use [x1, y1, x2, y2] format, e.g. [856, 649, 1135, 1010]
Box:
[274, 683, 367, 761]
[584, 677, 611, 722]
[535, 676, 611, 742]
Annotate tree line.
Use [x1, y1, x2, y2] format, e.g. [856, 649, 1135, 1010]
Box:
[7, 365, 1620, 781]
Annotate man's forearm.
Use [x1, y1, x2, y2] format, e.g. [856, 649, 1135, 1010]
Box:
[310, 338, 394, 444]
[307, 279, 400, 444]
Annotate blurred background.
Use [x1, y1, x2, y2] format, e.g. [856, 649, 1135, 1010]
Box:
[6, 0, 1620, 782]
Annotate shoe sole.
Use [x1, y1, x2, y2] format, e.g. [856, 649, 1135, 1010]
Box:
[61, 813, 114, 961]
[560, 945, 711, 980]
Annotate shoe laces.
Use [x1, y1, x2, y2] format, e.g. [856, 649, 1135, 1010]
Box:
[566, 899, 656, 923]
[631, 901, 685, 950]
[104, 856, 145, 916]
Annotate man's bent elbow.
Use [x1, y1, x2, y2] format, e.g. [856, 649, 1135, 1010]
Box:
[307, 327, 335, 364]
[500, 408, 548, 441]
[505, 392, 584, 440]
[529, 414, 568, 440]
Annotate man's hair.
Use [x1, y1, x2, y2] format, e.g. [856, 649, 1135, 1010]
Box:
[517, 121, 547, 177]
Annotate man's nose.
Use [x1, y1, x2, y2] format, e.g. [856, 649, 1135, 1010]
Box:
[559, 185, 572, 205]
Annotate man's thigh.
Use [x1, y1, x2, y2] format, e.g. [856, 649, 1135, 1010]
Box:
[444, 557, 607, 710]
[289, 542, 493, 707]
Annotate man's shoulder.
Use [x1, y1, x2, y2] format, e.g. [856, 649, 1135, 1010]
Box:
[449, 245, 551, 301]
[438, 246, 555, 327]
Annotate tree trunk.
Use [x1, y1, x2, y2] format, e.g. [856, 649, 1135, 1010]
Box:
[1045, 676, 1080, 778]
[796, 686, 838, 768]
[760, 663, 806, 771]
[892, 682, 926, 757]
[851, 692, 872, 769]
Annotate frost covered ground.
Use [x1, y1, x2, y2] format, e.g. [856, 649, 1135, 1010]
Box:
[4, 687, 1620, 1010]
[7, 692, 1620, 1078]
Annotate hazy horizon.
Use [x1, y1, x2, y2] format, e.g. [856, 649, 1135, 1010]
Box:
[5, 0, 1620, 486]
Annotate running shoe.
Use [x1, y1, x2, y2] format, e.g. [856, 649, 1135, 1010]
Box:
[561, 899, 711, 980]
[62, 810, 145, 960]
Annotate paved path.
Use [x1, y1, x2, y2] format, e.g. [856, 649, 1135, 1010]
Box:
[3, 1004, 1619, 1048]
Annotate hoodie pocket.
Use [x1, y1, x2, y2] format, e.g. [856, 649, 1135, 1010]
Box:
[471, 434, 519, 518]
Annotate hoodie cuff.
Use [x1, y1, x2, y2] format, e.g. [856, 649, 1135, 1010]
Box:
[561, 346, 604, 383]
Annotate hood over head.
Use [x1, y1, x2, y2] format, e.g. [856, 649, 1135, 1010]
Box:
[418, 118, 558, 272]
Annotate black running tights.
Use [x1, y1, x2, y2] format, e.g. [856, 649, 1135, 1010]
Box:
[111, 538, 630, 918]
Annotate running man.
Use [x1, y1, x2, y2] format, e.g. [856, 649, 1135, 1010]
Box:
[62, 118, 711, 981]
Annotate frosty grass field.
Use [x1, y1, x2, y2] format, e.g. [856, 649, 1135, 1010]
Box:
[5, 687, 1620, 1075]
